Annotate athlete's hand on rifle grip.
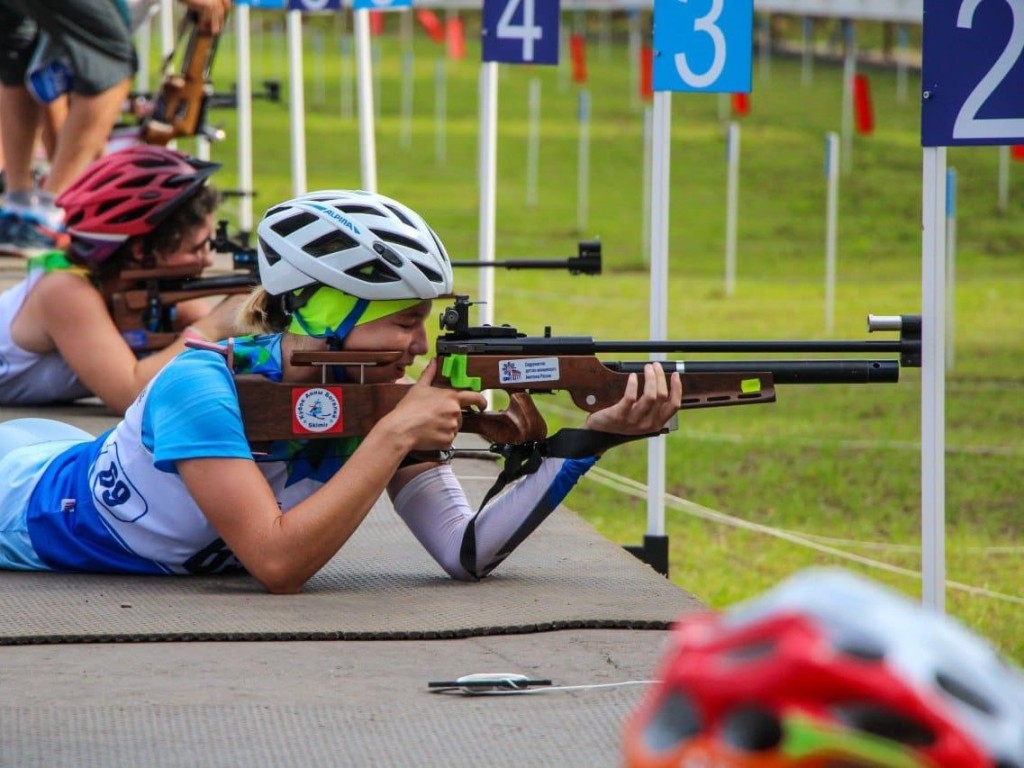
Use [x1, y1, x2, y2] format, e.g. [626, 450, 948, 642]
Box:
[583, 363, 682, 436]
[383, 359, 487, 451]
[183, 0, 231, 34]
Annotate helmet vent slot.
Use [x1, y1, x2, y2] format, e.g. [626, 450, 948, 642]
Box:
[721, 707, 782, 751]
[111, 204, 157, 224]
[337, 204, 380, 217]
[304, 231, 359, 258]
[834, 703, 935, 746]
[412, 262, 444, 284]
[121, 174, 157, 188]
[641, 691, 699, 753]
[935, 671, 996, 716]
[428, 228, 447, 260]
[271, 211, 317, 237]
[258, 236, 281, 266]
[346, 260, 400, 284]
[372, 229, 427, 253]
[383, 203, 415, 227]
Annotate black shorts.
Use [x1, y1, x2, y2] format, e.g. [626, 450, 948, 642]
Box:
[0, 0, 135, 95]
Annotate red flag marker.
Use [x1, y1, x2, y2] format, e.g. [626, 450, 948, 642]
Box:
[1012, 146, 1024, 161]
[369, 10, 384, 37]
[570, 34, 587, 84]
[853, 74, 874, 135]
[731, 92, 750, 117]
[639, 45, 653, 102]
[416, 9, 444, 44]
[446, 16, 465, 60]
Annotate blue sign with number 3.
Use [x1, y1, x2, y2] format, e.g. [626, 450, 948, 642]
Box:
[353, 0, 412, 10]
[288, 0, 340, 10]
[922, 0, 1024, 146]
[482, 0, 561, 65]
[653, 0, 753, 93]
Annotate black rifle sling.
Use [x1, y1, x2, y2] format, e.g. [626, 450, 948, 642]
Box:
[459, 428, 657, 579]
[477, 428, 657, 511]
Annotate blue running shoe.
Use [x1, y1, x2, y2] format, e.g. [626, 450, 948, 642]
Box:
[0, 209, 69, 258]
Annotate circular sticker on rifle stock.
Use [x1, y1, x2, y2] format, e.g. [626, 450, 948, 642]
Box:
[292, 386, 343, 434]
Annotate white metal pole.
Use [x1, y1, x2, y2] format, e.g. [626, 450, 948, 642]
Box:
[759, 14, 771, 82]
[160, 0, 174, 58]
[236, 4, 253, 236]
[945, 167, 956, 371]
[801, 16, 812, 86]
[998, 145, 1010, 213]
[286, 10, 307, 196]
[647, 91, 671, 544]
[401, 51, 414, 149]
[642, 105, 652, 264]
[628, 10, 641, 111]
[135, 18, 151, 94]
[340, 34, 354, 121]
[841, 20, 855, 175]
[896, 24, 908, 104]
[825, 132, 840, 334]
[478, 62, 498, 333]
[921, 146, 947, 612]
[354, 9, 378, 192]
[576, 90, 591, 234]
[725, 121, 740, 297]
[526, 78, 540, 206]
[435, 59, 447, 167]
[400, 11, 413, 150]
[313, 29, 326, 107]
[160, 0, 175, 149]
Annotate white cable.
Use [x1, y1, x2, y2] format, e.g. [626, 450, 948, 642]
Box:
[585, 465, 1024, 606]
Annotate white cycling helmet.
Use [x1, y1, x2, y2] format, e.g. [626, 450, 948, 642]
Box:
[256, 190, 454, 300]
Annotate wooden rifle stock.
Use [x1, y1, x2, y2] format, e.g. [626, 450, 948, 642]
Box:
[103, 265, 254, 352]
[232, 350, 776, 445]
[142, 13, 219, 145]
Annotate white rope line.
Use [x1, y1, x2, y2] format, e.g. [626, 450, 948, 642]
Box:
[539, 400, 1023, 457]
[584, 465, 1024, 606]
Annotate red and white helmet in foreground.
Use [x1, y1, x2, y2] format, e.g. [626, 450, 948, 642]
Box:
[623, 568, 1024, 768]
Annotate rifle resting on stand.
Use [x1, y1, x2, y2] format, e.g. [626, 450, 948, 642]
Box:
[233, 294, 921, 448]
[105, 233, 598, 353]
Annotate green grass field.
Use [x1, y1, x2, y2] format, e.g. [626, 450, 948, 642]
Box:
[189, 12, 1022, 660]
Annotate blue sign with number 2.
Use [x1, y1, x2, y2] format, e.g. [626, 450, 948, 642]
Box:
[922, 0, 1024, 146]
[653, 0, 753, 93]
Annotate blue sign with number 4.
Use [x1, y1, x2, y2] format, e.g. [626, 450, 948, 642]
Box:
[482, 0, 560, 65]
[922, 0, 1024, 146]
[653, 0, 753, 93]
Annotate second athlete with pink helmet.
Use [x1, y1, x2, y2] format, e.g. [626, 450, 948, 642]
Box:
[0, 145, 245, 412]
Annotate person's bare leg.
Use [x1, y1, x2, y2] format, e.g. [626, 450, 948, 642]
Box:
[0, 84, 42, 197]
[38, 95, 67, 161]
[40, 77, 130, 196]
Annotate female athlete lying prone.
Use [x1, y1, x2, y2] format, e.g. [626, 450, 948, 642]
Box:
[0, 190, 681, 592]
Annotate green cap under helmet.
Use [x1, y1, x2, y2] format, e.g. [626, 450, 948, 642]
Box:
[287, 286, 423, 340]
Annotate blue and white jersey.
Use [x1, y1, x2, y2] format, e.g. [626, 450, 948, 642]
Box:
[9, 336, 360, 575]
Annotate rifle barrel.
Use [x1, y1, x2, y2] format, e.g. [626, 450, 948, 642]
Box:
[607, 359, 900, 384]
[439, 337, 914, 357]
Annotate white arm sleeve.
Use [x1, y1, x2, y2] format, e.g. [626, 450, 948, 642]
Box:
[392, 456, 596, 581]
